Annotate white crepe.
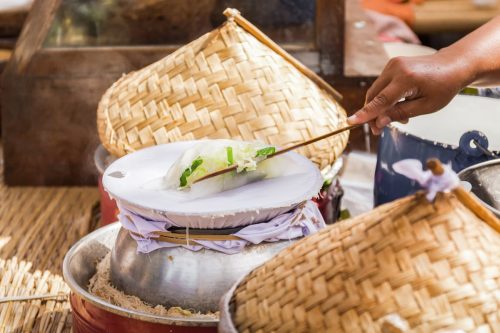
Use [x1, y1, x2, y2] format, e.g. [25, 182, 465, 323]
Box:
[162, 139, 288, 199]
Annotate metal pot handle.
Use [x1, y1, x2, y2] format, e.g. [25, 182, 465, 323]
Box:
[459, 130, 496, 157]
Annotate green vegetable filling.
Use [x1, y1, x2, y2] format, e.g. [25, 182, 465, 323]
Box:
[226, 146, 234, 166]
[179, 157, 203, 187]
[255, 146, 276, 158]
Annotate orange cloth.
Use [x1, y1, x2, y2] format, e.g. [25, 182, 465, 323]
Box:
[388, 0, 425, 3]
[362, 0, 423, 26]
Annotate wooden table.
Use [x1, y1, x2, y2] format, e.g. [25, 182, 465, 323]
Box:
[414, 0, 500, 33]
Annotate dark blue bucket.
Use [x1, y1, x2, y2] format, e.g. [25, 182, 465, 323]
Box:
[375, 95, 500, 205]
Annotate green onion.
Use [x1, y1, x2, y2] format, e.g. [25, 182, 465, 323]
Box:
[179, 157, 203, 187]
[255, 146, 276, 158]
[190, 157, 203, 172]
[226, 146, 234, 165]
[179, 168, 191, 187]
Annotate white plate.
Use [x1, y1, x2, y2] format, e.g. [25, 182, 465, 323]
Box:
[103, 141, 323, 228]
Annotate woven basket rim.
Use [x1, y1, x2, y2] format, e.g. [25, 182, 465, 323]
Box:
[225, 190, 500, 332]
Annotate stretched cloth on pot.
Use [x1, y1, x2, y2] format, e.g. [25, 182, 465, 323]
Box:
[118, 200, 325, 254]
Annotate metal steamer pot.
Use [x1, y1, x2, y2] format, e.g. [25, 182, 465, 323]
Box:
[63, 224, 217, 333]
[458, 159, 500, 217]
[375, 95, 500, 205]
[94, 145, 118, 226]
[110, 228, 293, 312]
[64, 223, 294, 333]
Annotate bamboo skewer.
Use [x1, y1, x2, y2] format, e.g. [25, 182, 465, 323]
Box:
[0, 293, 67, 304]
[194, 124, 360, 184]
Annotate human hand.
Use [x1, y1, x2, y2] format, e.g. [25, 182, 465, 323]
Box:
[347, 52, 471, 135]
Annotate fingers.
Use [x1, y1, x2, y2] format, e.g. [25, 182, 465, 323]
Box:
[385, 98, 424, 121]
[348, 81, 409, 125]
[375, 115, 392, 128]
[369, 121, 383, 136]
[370, 98, 426, 135]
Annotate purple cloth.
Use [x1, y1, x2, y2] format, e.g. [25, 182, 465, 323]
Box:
[118, 201, 325, 254]
[393, 159, 460, 201]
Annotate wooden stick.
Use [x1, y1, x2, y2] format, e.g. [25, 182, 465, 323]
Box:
[426, 159, 444, 175]
[223, 8, 343, 102]
[194, 124, 360, 183]
[453, 187, 500, 233]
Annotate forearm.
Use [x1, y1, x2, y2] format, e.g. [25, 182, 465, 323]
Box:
[348, 16, 500, 133]
[438, 16, 500, 87]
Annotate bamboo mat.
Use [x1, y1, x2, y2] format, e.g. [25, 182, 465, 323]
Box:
[0, 142, 100, 332]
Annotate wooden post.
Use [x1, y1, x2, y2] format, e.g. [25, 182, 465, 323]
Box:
[316, 0, 344, 77]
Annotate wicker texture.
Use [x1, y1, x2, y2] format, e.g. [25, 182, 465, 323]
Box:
[97, 18, 348, 169]
[0, 142, 100, 332]
[230, 192, 500, 333]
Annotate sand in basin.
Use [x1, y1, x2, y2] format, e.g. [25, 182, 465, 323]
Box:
[88, 253, 219, 319]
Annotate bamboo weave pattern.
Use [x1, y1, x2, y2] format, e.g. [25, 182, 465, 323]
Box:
[98, 20, 348, 168]
[230, 193, 500, 333]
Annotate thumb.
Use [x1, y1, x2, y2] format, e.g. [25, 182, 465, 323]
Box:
[385, 98, 427, 122]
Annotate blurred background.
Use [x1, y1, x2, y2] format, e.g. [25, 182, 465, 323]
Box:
[1, 0, 498, 186]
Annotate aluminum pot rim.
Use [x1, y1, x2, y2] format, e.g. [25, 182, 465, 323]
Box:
[94, 145, 114, 175]
[458, 159, 500, 217]
[62, 223, 219, 326]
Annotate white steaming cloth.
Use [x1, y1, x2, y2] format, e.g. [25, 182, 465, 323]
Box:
[118, 201, 325, 254]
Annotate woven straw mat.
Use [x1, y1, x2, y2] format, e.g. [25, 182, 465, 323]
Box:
[97, 20, 348, 169]
[0, 142, 100, 332]
[228, 192, 500, 333]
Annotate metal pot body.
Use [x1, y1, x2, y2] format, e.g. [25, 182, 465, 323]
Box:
[110, 228, 294, 313]
[94, 145, 118, 226]
[71, 293, 216, 333]
[63, 223, 218, 333]
[375, 95, 500, 205]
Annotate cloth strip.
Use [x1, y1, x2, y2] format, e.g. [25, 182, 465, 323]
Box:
[118, 200, 326, 254]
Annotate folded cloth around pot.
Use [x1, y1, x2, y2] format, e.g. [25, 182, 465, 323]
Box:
[118, 201, 325, 254]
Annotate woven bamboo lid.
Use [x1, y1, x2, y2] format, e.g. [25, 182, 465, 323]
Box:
[226, 185, 500, 332]
[97, 9, 348, 169]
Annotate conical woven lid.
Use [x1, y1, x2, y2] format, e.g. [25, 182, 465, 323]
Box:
[227, 191, 500, 332]
[97, 10, 348, 169]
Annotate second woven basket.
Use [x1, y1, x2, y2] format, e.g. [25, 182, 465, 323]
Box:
[220, 189, 500, 332]
[97, 9, 348, 169]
